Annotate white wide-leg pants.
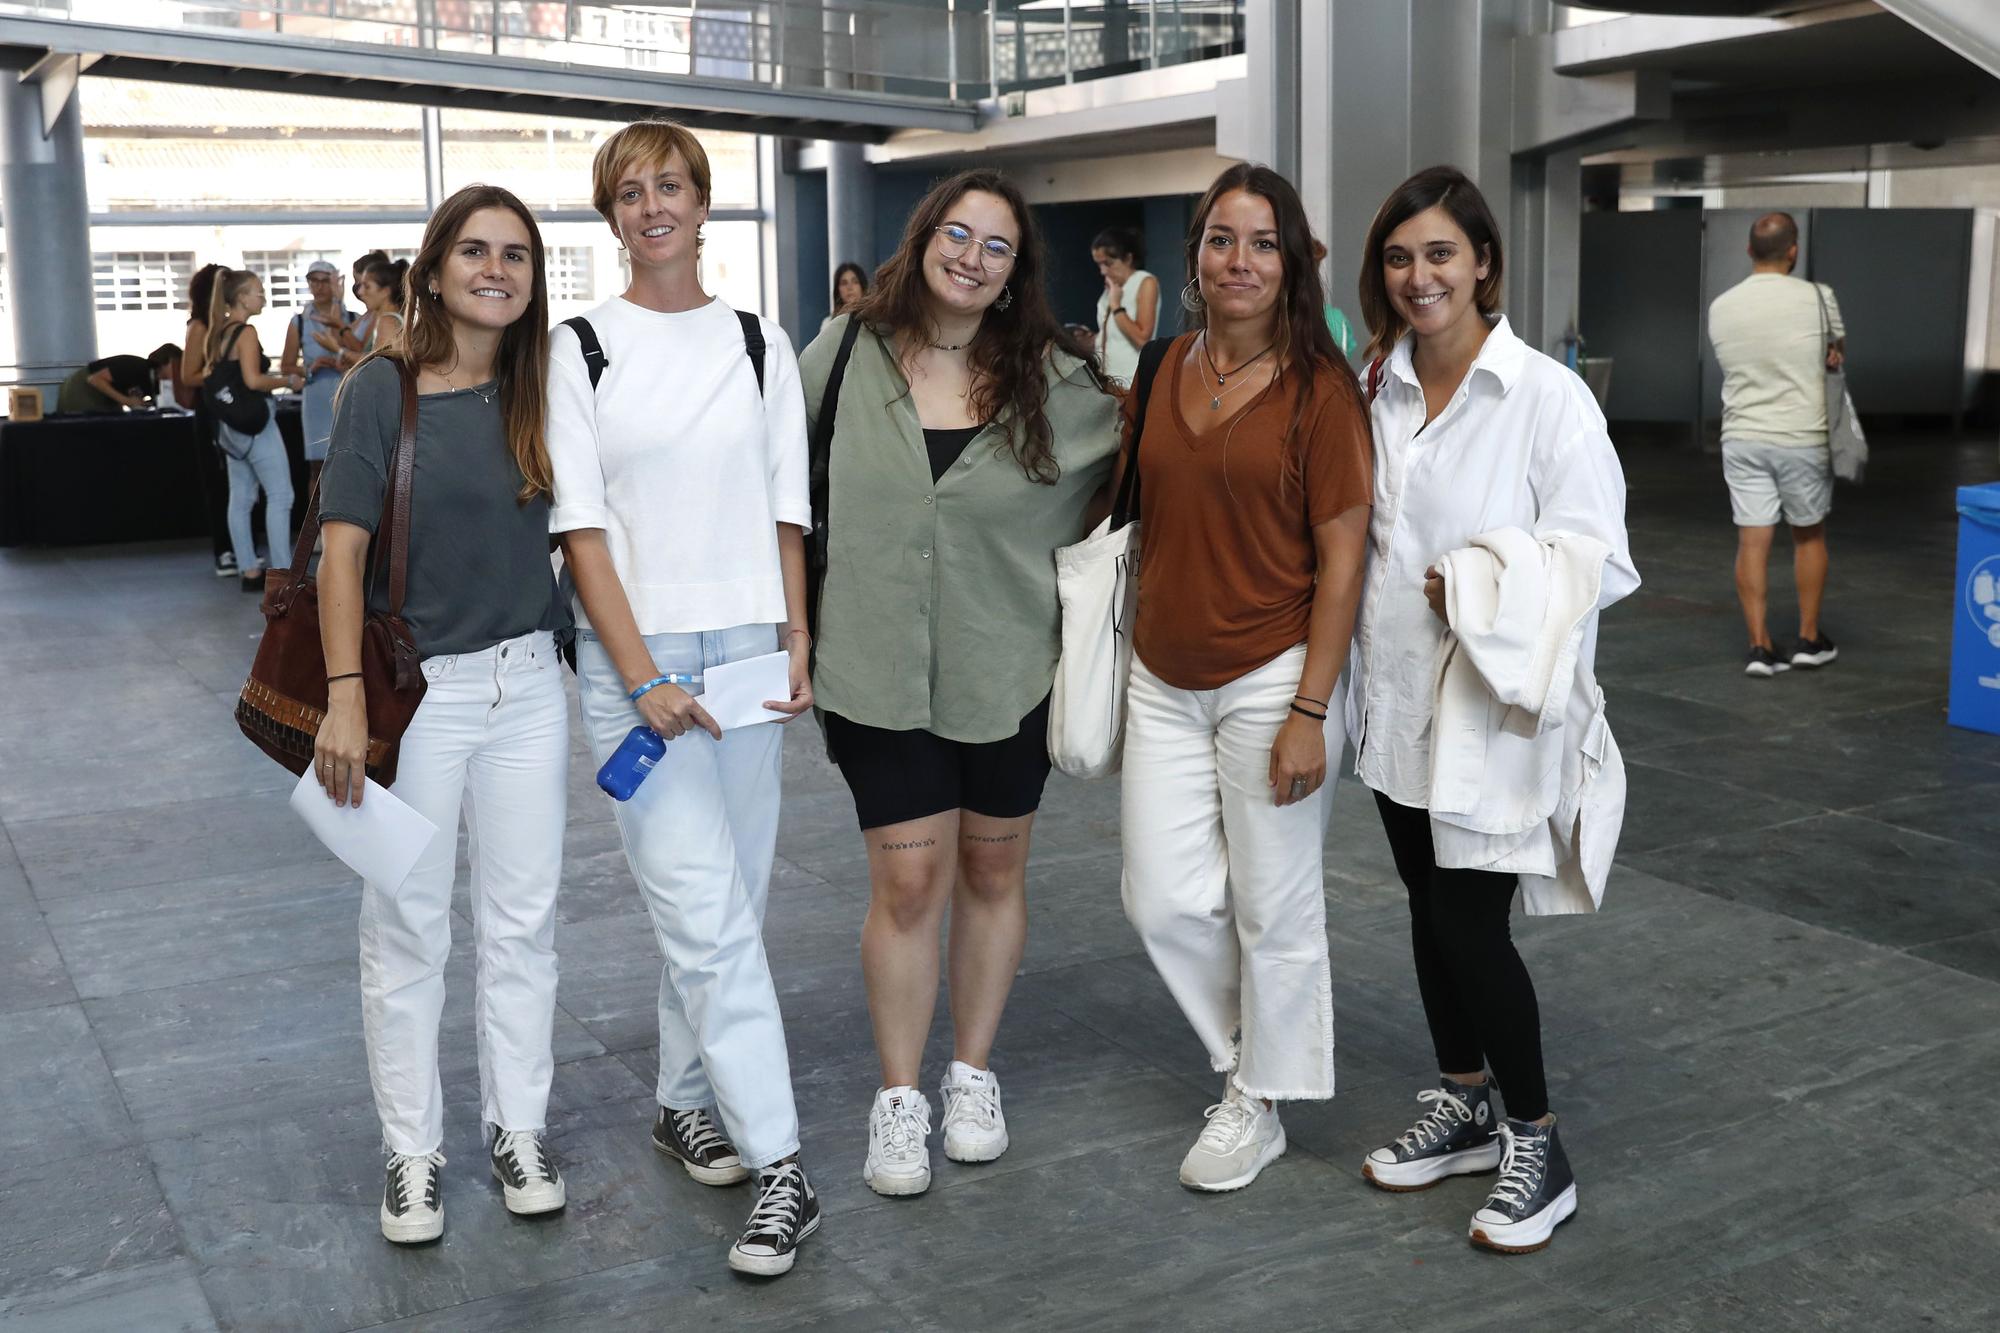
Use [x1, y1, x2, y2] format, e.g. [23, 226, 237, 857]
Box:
[360, 629, 569, 1155]
[576, 623, 801, 1169]
[1119, 644, 1339, 1101]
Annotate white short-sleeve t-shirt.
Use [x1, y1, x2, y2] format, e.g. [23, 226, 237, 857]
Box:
[1708, 273, 1845, 448]
[546, 295, 812, 635]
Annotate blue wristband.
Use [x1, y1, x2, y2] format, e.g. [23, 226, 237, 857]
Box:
[628, 673, 699, 702]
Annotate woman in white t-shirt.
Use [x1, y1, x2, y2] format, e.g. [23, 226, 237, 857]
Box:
[546, 118, 819, 1280]
[1091, 226, 1158, 386]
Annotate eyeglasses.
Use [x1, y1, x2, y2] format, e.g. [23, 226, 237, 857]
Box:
[933, 224, 1017, 272]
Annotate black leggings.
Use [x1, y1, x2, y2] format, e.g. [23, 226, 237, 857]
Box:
[1373, 791, 1549, 1122]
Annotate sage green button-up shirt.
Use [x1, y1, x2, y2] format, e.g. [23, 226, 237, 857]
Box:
[800, 314, 1121, 744]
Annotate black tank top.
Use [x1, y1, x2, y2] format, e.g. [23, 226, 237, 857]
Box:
[923, 424, 984, 484]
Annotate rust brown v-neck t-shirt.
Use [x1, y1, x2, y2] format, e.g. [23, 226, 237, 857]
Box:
[1127, 333, 1373, 691]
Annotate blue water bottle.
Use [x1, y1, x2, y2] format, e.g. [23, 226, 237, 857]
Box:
[597, 726, 665, 800]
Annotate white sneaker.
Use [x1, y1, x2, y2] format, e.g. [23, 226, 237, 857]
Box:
[380, 1150, 445, 1243]
[1178, 1083, 1285, 1192]
[940, 1060, 1009, 1164]
[863, 1086, 933, 1197]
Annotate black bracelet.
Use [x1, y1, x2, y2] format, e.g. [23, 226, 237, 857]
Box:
[327, 672, 362, 683]
[1290, 702, 1327, 721]
[1294, 693, 1328, 708]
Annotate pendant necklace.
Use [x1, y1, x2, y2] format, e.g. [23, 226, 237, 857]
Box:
[1199, 333, 1277, 411]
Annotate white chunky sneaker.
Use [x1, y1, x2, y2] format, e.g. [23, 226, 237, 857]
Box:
[489, 1127, 565, 1215]
[940, 1061, 1009, 1164]
[380, 1150, 445, 1244]
[863, 1086, 933, 1197]
[1179, 1082, 1286, 1192]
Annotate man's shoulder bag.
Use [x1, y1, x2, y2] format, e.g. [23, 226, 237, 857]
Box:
[235, 358, 427, 787]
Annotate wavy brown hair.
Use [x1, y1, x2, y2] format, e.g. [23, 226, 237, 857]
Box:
[1357, 165, 1504, 363]
[1185, 162, 1357, 462]
[853, 168, 1105, 484]
[348, 184, 552, 501]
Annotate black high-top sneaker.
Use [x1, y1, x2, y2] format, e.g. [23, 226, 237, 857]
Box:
[380, 1150, 444, 1244]
[489, 1127, 565, 1215]
[1361, 1076, 1502, 1191]
[727, 1159, 821, 1277]
[653, 1105, 751, 1185]
[1469, 1115, 1578, 1254]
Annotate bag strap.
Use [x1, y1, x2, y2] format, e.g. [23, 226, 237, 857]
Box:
[808, 315, 865, 552]
[737, 308, 767, 395]
[1366, 354, 1386, 403]
[1110, 336, 1174, 530]
[562, 315, 607, 390]
[214, 322, 248, 372]
[382, 359, 419, 616]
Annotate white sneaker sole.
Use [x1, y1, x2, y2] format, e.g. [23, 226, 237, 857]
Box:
[1791, 648, 1838, 668]
[863, 1158, 932, 1197]
[652, 1134, 751, 1186]
[727, 1212, 821, 1277]
[1469, 1182, 1578, 1254]
[943, 1128, 1009, 1163]
[380, 1203, 442, 1244]
[1180, 1125, 1287, 1192]
[1362, 1138, 1503, 1191]
[491, 1161, 566, 1215]
[1744, 661, 1789, 678]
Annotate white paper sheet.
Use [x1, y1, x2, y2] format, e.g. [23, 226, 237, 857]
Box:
[289, 769, 440, 889]
[699, 649, 794, 730]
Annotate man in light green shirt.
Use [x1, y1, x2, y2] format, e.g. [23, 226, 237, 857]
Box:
[1707, 211, 1846, 677]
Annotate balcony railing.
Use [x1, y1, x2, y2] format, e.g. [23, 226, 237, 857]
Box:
[4, 1, 1244, 103]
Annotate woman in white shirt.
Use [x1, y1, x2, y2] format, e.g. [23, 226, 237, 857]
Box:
[1091, 226, 1158, 386]
[546, 118, 819, 1279]
[1347, 167, 1637, 1256]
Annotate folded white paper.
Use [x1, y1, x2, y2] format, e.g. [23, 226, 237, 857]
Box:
[289, 769, 440, 889]
[700, 649, 794, 730]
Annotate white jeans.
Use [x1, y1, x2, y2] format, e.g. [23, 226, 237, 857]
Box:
[1120, 644, 1339, 1101]
[360, 629, 568, 1155]
[575, 623, 800, 1168]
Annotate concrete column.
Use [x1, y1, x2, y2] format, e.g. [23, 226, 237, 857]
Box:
[825, 139, 874, 283]
[1510, 147, 1583, 356]
[421, 107, 444, 211]
[1242, 0, 1299, 178]
[1, 76, 96, 393]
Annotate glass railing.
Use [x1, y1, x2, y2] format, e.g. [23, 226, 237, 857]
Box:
[2, 1, 1243, 103]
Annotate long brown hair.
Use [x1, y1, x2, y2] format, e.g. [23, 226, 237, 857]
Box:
[1357, 165, 1505, 363]
[1184, 162, 1356, 462]
[204, 268, 261, 369]
[854, 168, 1105, 484]
[350, 184, 553, 502]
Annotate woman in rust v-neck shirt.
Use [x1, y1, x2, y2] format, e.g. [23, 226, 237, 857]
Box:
[1119, 163, 1372, 1195]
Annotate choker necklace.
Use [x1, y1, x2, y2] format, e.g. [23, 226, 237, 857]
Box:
[1199, 333, 1277, 410]
[928, 339, 971, 352]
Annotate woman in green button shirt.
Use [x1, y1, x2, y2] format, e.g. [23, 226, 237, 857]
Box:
[798, 168, 1119, 1198]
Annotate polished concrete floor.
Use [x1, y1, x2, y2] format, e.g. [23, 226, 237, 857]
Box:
[1, 431, 1997, 1331]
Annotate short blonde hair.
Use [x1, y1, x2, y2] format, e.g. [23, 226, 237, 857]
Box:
[591, 118, 712, 221]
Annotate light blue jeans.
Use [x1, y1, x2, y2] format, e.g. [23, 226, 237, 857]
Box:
[575, 621, 801, 1167]
[217, 417, 292, 572]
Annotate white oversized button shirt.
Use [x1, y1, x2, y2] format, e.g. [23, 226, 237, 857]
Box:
[1348, 317, 1639, 809]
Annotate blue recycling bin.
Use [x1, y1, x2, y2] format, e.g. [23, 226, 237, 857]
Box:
[1951, 482, 2000, 736]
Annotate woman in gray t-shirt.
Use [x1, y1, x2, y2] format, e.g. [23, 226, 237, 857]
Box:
[311, 184, 570, 1248]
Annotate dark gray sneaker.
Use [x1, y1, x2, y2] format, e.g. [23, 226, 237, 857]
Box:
[654, 1105, 751, 1186]
[1362, 1076, 1502, 1191]
[380, 1150, 444, 1244]
[727, 1159, 821, 1277]
[1469, 1116, 1578, 1253]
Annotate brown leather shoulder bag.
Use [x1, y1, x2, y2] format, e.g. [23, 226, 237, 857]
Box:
[235, 358, 427, 786]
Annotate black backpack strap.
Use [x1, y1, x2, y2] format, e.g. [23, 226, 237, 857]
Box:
[736, 308, 767, 395]
[561, 315, 606, 390]
[805, 315, 865, 631]
[1111, 336, 1174, 530]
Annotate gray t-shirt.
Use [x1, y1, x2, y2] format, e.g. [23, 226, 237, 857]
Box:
[319, 357, 566, 658]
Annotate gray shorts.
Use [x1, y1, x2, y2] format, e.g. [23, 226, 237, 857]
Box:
[1722, 438, 1832, 528]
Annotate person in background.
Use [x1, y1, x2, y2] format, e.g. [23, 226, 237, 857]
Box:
[55, 344, 179, 414]
[1117, 163, 1371, 1195]
[203, 269, 303, 593]
[1707, 211, 1845, 677]
[323, 257, 409, 370]
[179, 263, 237, 578]
[351, 248, 388, 304]
[824, 261, 869, 331]
[1091, 225, 1159, 386]
[281, 260, 356, 492]
[799, 168, 1119, 1203]
[315, 184, 570, 1249]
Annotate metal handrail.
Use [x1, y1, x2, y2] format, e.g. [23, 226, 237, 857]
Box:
[1, 0, 1244, 101]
